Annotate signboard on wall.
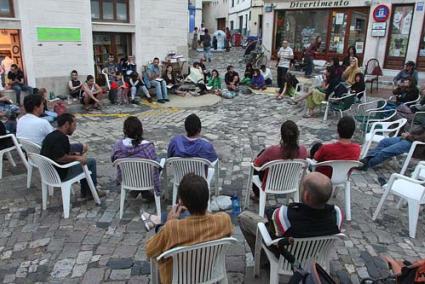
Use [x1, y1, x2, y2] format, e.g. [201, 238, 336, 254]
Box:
[37, 27, 81, 42]
[371, 22, 387, 37]
[288, 0, 351, 9]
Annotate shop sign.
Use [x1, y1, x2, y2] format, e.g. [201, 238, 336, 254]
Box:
[417, 2, 424, 12]
[373, 4, 390, 22]
[37, 27, 81, 42]
[371, 22, 387, 37]
[288, 0, 351, 9]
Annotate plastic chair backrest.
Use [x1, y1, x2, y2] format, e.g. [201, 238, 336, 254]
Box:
[113, 158, 160, 191]
[28, 153, 62, 186]
[313, 160, 362, 185]
[262, 160, 308, 194]
[370, 118, 407, 137]
[157, 237, 237, 284]
[19, 138, 41, 155]
[166, 157, 212, 184]
[411, 111, 425, 130]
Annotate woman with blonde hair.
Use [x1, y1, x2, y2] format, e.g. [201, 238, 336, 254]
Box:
[342, 57, 362, 85]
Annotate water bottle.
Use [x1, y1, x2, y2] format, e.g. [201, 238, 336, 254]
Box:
[231, 194, 241, 217]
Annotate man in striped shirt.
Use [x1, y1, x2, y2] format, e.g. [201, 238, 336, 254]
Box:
[239, 172, 343, 258]
[146, 174, 233, 284]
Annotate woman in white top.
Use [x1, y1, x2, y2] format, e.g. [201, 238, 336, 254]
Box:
[81, 75, 103, 111]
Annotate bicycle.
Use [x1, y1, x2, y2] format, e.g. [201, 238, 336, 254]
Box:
[242, 40, 269, 68]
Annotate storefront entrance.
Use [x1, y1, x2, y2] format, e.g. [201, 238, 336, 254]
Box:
[384, 5, 414, 70]
[417, 15, 425, 71]
[0, 29, 23, 72]
[93, 32, 132, 84]
[274, 7, 369, 64]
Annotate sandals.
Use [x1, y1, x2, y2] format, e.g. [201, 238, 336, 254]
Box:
[302, 113, 312, 118]
[140, 210, 158, 232]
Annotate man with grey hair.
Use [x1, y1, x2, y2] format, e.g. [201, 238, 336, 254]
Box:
[277, 40, 294, 93]
[238, 172, 343, 256]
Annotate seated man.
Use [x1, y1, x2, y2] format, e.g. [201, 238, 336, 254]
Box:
[239, 172, 343, 257]
[146, 57, 169, 103]
[393, 61, 418, 87]
[16, 94, 54, 145]
[146, 173, 233, 284]
[360, 126, 425, 171]
[313, 116, 361, 178]
[7, 64, 33, 105]
[224, 65, 240, 92]
[167, 113, 218, 162]
[260, 65, 272, 86]
[40, 113, 103, 199]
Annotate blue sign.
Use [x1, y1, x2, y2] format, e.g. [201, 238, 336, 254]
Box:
[373, 5, 390, 22]
[417, 2, 424, 12]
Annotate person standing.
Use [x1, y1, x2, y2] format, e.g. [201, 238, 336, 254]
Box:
[203, 29, 212, 62]
[304, 36, 322, 77]
[199, 23, 205, 46]
[225, 27, 232, 52]
[192, 27, 198, 50]
[277, 40, 294, 93]
[8, 64, 33, 106]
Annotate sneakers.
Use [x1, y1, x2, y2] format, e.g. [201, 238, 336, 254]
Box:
[163, 98, 170, 102]
[157, 99, 165, 104]
[356, 158, 370, 171]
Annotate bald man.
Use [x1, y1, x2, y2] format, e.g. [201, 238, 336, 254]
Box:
[238, 172, 343, 256]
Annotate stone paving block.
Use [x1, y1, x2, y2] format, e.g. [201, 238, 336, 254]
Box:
[51, 258, 75, 279]
[109, 269, 131, 280]
[81, 268, 106, 284]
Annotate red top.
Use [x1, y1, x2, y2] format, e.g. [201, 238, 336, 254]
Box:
[254, 145, 308, 190]
[314, 141, 361, 178]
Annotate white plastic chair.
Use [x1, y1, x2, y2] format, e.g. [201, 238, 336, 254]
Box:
[254, 222, 344, 283]
[28, 153, 101, 219]
[389, 95, 420, 107]
[360, 118, 407, 158]
[18, 138, 41, 189]
[399, 141, 425, 176]
[151, 237, 237, 284]
[354, 99, 395, 136]
[113, 158, 165, 219]
[0, 134, 28, 179]
[372, 169, 425, 238]
[308, 159, 363, 221]
[244, 160, 308, 217]
[165, 157, 219, 206]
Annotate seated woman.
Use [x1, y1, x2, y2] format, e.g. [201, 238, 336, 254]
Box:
[241, 63, 253, 85]
[350, 73, 366, 100]
[186, 62, 208, 95]
[37, 88, 58, 122]
[224, 65, 240, 92]
[111, 116, 159, 201]
[68, 70, 82, 100]
[397, 88, 425, 124]
[332, 57, 345, 80]
[250, 69, 266, 90]
[342, 57, 361, 85]
[129, 72, 152, 103]
[81, 75, 103, 111]
[251, 120, 308, 201]
[163, 64, 189, 97]
[342, 46, 358, 68]
[276, 72, 298, 100]
[289, 66, 340, 118]
[392, 77, 419, 105]
[207, 69, 222, 95]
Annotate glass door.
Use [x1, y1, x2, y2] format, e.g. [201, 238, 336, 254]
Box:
[416, 20, 425, 71]
[328, 11, 348, 55]
[384, 5, 414, 69]
[347, 8, 369, 65]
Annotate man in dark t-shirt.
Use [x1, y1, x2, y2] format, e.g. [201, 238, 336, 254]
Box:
[40, 113, 100, 199]
[7, 64, 33, 105]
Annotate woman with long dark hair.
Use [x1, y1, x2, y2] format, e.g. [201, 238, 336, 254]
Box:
[251, 120, 308, 200]
[111, 116, 160, 200]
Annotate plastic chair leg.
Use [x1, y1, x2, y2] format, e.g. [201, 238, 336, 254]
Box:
[119, 188, 126, 219]
[48, 186, 54, 196]
[154, 192, 161, 217]
[172, 184, 178, 206]
[269, 262, 280, 284]
[259, 190, 266, 218]
[26, 165, 33, 189]
[345, 182, 351, 221]
[41, 183, 48, 211]
[294, 188, 300, 203]
[61, 184, 72, 219]
[372, 187, 391, 220]
[254, 229, 262, 277]
[323, 103, 329, 122]
[6, 152, 16, 167]
[407, 200, 420, 238]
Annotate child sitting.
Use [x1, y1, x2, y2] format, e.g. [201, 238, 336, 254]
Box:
[110, 71, 129, 104]
[276, 72, 298, 100]
[129, 72, 152, 103]
[250, 69, 266, 90]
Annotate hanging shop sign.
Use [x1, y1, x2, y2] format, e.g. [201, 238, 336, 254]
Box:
[37, 27, 81, 42]
[288, 0, 351, 9]
[373, 4, 390, 22]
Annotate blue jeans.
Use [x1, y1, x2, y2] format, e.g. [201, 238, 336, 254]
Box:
[366, 137, 412, 168]
[304, 57, 313, 76]
[149, 80, 168, 100]
[204, 47, 211, 61]
[12, 83, 33, 105]
[64, 157, 97, 197]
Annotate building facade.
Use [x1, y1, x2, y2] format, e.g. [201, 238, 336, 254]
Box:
[0, 0, 188, 96]
[229, 0, 252, 35]
[262, 0, 425, 76]
[202, 0, 229, 33]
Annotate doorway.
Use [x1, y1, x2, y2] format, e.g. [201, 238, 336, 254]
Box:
[239, 16, 243, 34]
[217, 18, 226, 31]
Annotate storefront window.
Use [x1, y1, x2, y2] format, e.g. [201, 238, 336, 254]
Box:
[90, 0, 129, 22]
[329, 12, 347, 54]
[348, 10, 368, 55]
[0, 0, 14, 18]
[416, 21, 425, 71]
[388, 5, 413, 57]
[275, 10, 328, 53]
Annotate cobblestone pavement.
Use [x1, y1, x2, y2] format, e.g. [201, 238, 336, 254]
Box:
[0, 48, 424, 284]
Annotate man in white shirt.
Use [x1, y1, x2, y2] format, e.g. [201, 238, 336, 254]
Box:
[260, 65, 273, 86]
[277, 40, 294, 93]
[17, 94, 54, 145]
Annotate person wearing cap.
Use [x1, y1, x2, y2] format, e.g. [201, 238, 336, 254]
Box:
[393, 61, 418, 86]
